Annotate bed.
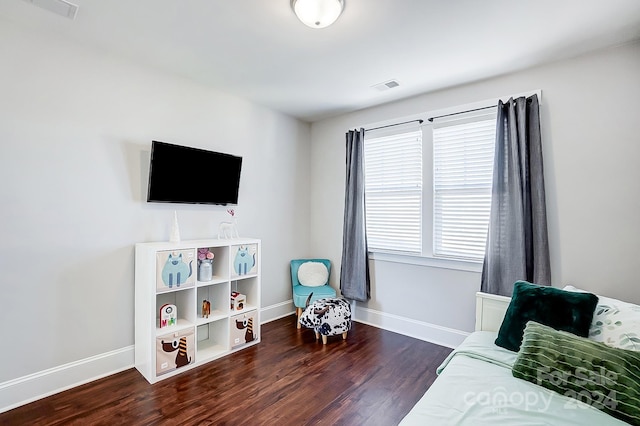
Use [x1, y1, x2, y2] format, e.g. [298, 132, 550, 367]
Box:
[400, 285, 640, 426]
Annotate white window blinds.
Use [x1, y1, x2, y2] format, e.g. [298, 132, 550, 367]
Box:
[433, 111, 496, 261]
[364, 126, 422, 254]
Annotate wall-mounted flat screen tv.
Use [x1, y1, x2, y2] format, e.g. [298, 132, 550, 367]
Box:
[147, 141, 242, 205]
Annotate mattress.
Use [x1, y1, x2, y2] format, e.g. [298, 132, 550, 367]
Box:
[399, 331, 628, 426]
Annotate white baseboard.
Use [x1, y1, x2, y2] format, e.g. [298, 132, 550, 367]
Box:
[352, 305, 469, 349]
[261, 299, 295, 323]
[0, 345, 134, 414]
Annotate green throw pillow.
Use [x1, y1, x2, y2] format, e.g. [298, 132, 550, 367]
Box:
[495, 281, 598, 351]
[513, 321, 640, 425]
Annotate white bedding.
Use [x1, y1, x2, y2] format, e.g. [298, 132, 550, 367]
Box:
[400, 331, 628, 426]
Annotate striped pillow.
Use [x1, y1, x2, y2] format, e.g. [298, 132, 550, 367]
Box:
[512, 321, 640, 425]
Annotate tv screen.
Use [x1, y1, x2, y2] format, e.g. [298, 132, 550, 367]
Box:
[147, 141, 242, 205]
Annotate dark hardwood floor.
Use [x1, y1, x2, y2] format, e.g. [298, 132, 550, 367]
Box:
[1, 316, 452, 425]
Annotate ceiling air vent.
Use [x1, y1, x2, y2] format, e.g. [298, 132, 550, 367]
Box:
[24, 0, 79, 20]
[372, 79, 400, 92]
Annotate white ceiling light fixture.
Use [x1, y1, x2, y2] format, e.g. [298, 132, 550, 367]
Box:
[291, 0, 345, 29]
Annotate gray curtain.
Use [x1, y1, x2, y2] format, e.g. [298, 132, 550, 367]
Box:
[340, 128, 370, 302]
[481, 94, 551, 297]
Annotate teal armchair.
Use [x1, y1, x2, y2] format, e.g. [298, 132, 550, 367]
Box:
[291, 259, 337, 328]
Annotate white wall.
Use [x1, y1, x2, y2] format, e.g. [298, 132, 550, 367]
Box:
[310, 41, 640, 344]
[0, 18, 309, 393]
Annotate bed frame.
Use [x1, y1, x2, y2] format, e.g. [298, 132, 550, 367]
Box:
[475, 291, 511, 332]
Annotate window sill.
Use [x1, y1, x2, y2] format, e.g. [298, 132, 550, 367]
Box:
[368, 251, 482, 273]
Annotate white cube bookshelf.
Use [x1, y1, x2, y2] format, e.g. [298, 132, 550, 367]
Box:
[135, 238, 261, 383]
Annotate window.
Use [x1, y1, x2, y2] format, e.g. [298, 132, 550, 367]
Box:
[362, 104, 498, 265]
[364, 126, 422, 254]
[432, 112, 496, 261]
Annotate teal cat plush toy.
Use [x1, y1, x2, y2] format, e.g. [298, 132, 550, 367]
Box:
[162, 253, 193, 288]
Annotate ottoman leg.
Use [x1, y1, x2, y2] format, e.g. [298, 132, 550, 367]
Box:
[322, 335, 328, 345]
[314, 331, 320, 340]
[342, 331, 347, 340]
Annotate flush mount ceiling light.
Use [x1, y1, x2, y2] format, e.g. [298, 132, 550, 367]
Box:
[291, 0, 345, 29]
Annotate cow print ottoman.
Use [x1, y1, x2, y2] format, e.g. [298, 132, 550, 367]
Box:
[298, 298, 352, 344]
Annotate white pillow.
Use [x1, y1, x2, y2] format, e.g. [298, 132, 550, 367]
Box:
[563, 285, 640, 351]
[297, 262, 329, 287]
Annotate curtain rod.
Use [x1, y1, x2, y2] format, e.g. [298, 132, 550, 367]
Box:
[365, 119, 423, 132]
[427, 105, 496, 122]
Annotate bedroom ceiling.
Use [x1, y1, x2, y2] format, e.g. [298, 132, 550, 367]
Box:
[1, 0, 640, 122]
